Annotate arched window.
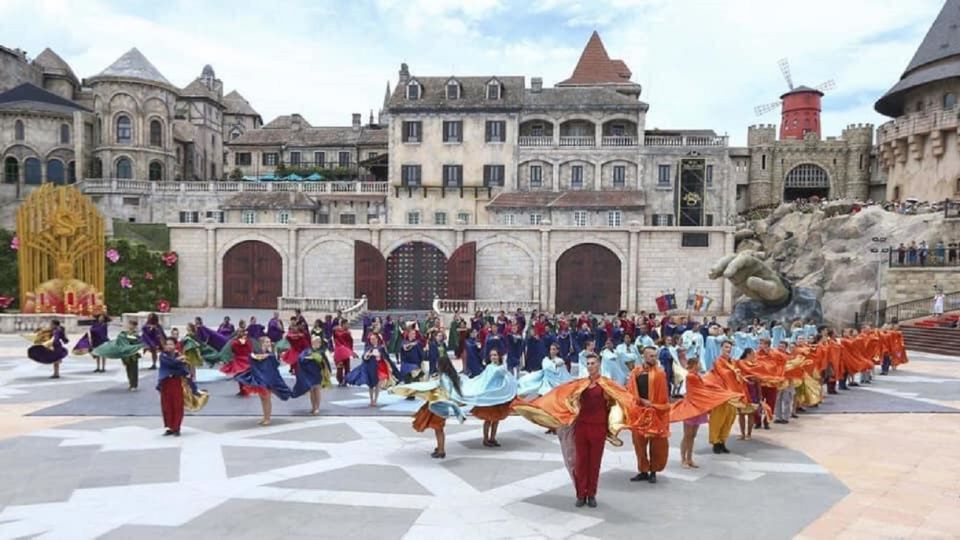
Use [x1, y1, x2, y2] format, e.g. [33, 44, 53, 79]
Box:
[67, 161, 76, 184]
[46, 159, 65, 184]
[149, 161, 163, 181]
[149, 119, 162, 147]
[944, 93, 957, 109]
[60, 123, 70, 144]
[115, 157, 133, 179]
[4, 157, 18, 184]
[784, 164, 829, 188]
[24, 158, 41, 185]
[116, 115, 132, 144]
[15, 120, 24, 141]
[90, 158, 103, 178]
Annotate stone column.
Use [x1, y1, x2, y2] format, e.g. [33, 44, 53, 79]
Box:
[206, 225, 216, 307]
[288, 227, 298, 297]
[594, 161, 601, 191]
[628, 227, 639, 312]
[540, 229, 550, 310]
[552, 162, 559, 192]
[73, 111, 84, 182]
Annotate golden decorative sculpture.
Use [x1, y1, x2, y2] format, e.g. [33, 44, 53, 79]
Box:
[16, 184, 106, 315]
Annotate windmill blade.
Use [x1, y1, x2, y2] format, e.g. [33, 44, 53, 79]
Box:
[778, 58, 794, 90]
[815, 79, 836, 93]
[754, 100, 782, 116]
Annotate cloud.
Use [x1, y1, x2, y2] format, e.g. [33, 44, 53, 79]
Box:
[0, 0, 945, 144]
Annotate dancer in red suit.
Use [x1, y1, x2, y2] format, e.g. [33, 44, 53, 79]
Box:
[573, 352, 611, 508]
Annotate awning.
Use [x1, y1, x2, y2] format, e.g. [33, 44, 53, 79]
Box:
[284, 173, 304, 181]
[259, 174, 276, 181]
[305, 172, 324, 181]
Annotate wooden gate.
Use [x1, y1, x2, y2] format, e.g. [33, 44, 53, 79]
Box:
[555, 243, 621, 314]
[222, 240, 283, 309]
[387, 241, 448, 309]
[354, 240, 386, 310]
[446, 242, 476, 300]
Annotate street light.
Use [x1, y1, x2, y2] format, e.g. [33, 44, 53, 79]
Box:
[869, 236, 890, 327]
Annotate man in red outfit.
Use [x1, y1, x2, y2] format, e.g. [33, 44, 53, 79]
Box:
[574, 352, 610, 508]
[157, 338, 190, 436]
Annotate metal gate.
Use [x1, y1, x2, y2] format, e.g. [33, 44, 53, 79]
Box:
[386, 241, 448, 309]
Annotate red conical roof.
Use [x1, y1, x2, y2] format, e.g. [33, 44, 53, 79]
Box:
[558, 31, 633, 85]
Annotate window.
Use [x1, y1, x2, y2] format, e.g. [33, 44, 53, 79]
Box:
[116, 115, 132, 144]
[485, 120, 506, 142]
[178, 211, 199, 223]
[205, 210, 225, 223]
[945, 93, 957, 109]
[443, 165, 463, 187]
[316, 212, 330, 224]
[314, 151, 325, 167]
[653, 214, 675, 226]
[503, 213, 517, 225]
[290, 151, 301, 165]
[705, 214, 714, 226]
[339, 214, 357, 225]
[859, 154, 864, 170]
[682, 233, 710, 247]
[241, 210, 256, 224]
[67, 161, 76, 184]
[573, 210, 588, 227]
[148, 161, 163, 181]
[277, 211, 290, 224]
[761, 154, 766, 170]
[122, 196, 139, 206]
[46, 159, 64, 184]
[915, 100, 924, 113]
[407, 81, 420, 100]
[407, 211, 421, 225]
[149, 120, 161, 147]
[530, 165, 542, 188]
[486, 81, 501, 100]
[531, 123, 544, 137]
[235, 152, 252, 166]
[24, 158, 41, 185]
[571, 165, 584, 188]
[457, 211, 470, 224]
[611, 123, 625, 136]
[435, 212, 448, 225]
[706, 164, 714, 187]
[339, 151, 350, 166]
[402, 121, 422, 143]
[60, 123, 70, 144]
[657, 164, 671, 186]
[15, 120, 24, 141]
[401, 165, 421, 186]
[443, 121, 462, 143]
[4, 157, 18, 184]
[483, 165, 505, 187]
[367, 152, 378, 159]
[263, 152, 278, 166]
[530, 213, 543, 225]
[613, 165, 625, 187]
[115, 157, 133, 179]
[607, 210, 622, 227]
[446, 81, 459, 100]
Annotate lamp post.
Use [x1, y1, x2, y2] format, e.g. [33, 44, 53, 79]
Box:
[869, 236, 890, 327]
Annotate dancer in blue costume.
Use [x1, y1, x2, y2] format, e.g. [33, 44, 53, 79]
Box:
[575, 323, 594, 353]
[425, 329, 447, 376]
[73, 314, 110, 372]
[523, 331, 546, 374]
[578, 339, 598, 378]
[389, 354, 466, 459]
[482, 330, 506, 367]
[461, 349, 518, 448]
[194, 317, 228, 357]
[239, 337, 293, 426]
[266, 312, 285, 343]
[771, 323, 786, 349]
[599, 338, 627, 385]
[506, 323, 525, 376]
[247, 316, 265, 341]
[702, 329, 724, 372]
[399, 327, 426, 383]
[345, 333, 399, 407]
[517, 342, 573, 397]
[292, 336, 333, 415]
[141, 313, 166, 370]
[615, 333, 640, 376]
[556, 328, 577, 371]
[27, 319, 69, 379]
[463, 329, 484, 377]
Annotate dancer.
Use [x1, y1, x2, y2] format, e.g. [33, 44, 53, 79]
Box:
[140, 313, 166, 370]
[389, 353, 467, 459]
[463, 328, 484, 377]
[599, 338, 627, 385]
[241, 337, 293, 426]
[506, 322, 525, 376]
[345, 333, 396, 407]
[517, 342, 572, 397]
[217, 316, 235, 337]
[181, 322, 218, 380]
[157, 337, 208, 435]
[267, 312, 285, 343]
[333, 318, 358, 386]
[399, 327, 425, 383]
[704, 340, 753, 454]
[292, 336, 333, 415]
[736, 348, 759, 441]
[247, 316, 265, 340]
[462, 349, 517, 448]
[627, 346, 671, 484]
[27, 319, 69, 379]
[72, 314, 110, 372]
[220, 329, 254, 397]
[427, 329, 447, 376]
[93, 320, 143, 390]
[279, 318, 310, 369]
[670, 355, 742, 467]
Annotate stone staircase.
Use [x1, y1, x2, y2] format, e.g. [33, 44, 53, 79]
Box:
[900, 323, 960, 356]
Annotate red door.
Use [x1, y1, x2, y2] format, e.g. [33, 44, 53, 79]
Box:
[555, 243, 621, 314]
[355, 240, 387, 310]
[222, 241, 283, 309]
[447, 242, 476, 300]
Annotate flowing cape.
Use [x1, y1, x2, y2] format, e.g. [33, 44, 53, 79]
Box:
[669, 373, 743, 423]
[459, 363, 518, 406]
[625, 365, 671, 437]
[235, 353, 293, 400]
[181, 335, 220, 367]
[292, 349, 333, 397]
[703, 357, 756, 412]
[92, 332, 142, 359]
[516, 357, 573, 397]
[389, 375, 467, 422]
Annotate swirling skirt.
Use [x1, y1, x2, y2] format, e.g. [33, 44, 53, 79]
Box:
[471, 402, 511, 422]
[412, 403, 445, 432]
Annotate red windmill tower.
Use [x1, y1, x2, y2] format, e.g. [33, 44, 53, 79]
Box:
[755, 58, 836, 140]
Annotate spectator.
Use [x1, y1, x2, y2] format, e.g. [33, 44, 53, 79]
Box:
[897, 243, 906, 265]
[935, 241, 946, 265]
[933, 291, 945, 317]
[908, 241, 918, 265]
[919, 240, 928, 266]
[949, 242, 958, 264]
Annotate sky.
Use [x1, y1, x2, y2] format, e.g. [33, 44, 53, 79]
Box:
[0, 0, 946, 145]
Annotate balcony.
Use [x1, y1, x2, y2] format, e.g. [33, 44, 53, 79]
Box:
[601, 136, 638, 147]
[559, 136, 595, 147]
[518, 136, 553, 147]
[77, 178, 389, 195]
[876, 107, 959, 146]
[643, 135, 728, 147]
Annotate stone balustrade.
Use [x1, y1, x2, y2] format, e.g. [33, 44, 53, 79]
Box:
[77, 179, 390, 195]
[433, 298, 541, 315]
[277, 296, 367, 321]
[558, 136, 596, 147]
[0, 314, 80, 334]
[876, 107, 960, 146]
[643, 135, 728, 147]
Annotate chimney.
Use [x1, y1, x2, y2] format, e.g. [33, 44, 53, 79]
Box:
[531, 77, 543, 93]
[369, 109, 375, 126]
[291, 114, 302, 131]
[399, 62, 410, 84]
[352, 113, 361, 130]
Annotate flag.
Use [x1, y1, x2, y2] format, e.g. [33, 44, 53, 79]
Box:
[655, 294, 669, 313]
[666, 292, 678, 310]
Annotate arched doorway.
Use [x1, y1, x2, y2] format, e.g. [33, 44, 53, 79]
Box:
[386, 241, 447, 309]
[783, 164, 829, 201]
[3, 157, 18, 184]
[222, 240, 283, 309]
[555, 243, 621, 314]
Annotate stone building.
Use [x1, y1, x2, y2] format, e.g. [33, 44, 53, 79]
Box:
[875, 0, 960, 202]
[223, 90, 262, 141]
[175, 65, 225, 181]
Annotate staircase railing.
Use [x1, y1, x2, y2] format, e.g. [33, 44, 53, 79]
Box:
[856, 290, 960, 327]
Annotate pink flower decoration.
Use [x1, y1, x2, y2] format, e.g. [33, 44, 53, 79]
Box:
[156, 299, 170, 313]
[120, 276, 132, 289]
[144, 272, 154, 281]
[162, 251, 178, 267]
[106, 248, 120, 263]
[10, 236, 19, 251]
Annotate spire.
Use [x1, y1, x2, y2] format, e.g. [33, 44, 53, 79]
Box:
[383, 81, 391, 108]
[557, 31, 633, 86]
[94, 48, 171, 86]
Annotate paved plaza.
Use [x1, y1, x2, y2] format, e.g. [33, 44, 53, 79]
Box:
[1, 321, 959, 539]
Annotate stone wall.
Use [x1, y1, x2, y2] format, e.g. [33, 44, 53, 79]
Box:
[886, 267, 958, 306]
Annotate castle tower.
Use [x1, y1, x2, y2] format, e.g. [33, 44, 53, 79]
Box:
[779, 86, 823, 140]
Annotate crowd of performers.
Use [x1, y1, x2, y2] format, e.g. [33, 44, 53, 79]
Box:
[24, 307, 910, 508]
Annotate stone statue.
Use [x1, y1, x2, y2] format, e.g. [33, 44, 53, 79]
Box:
[709, 251, 822, 329]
